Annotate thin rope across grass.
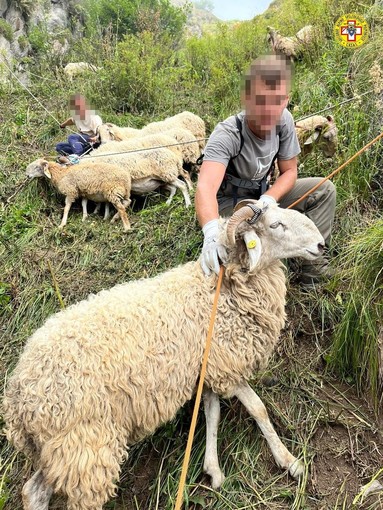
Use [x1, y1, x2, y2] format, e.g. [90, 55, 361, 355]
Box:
[78, 137, 208, 160]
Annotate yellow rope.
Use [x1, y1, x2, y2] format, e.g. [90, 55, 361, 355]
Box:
[174, 265, 224, 510]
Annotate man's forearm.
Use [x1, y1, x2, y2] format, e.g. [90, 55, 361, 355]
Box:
[264, 166, 297, 202]
[195, 161, 226, 227]
[195, 186, 220, 227]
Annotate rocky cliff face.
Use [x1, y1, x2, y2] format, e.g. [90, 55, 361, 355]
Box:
[0, 0, 77, 65]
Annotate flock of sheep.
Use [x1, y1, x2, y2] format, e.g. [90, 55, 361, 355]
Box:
[26, 111, 205, 230]
[25, 109, 337, 232]
[3, 25, 340, 510]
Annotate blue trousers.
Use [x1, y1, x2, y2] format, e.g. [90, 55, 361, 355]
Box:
[56, 133, 92, 156]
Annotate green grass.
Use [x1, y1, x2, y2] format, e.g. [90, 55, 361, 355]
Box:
[1, 0, 383, 508]
[327, 218, 383, 406]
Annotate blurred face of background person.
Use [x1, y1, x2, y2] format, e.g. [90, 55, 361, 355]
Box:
[70, 94, 88, 120]
[241, 54, 292, 138]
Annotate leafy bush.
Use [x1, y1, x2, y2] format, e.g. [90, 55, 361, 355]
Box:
[84, 0, 188, 43]
[28, 24, 50, 54]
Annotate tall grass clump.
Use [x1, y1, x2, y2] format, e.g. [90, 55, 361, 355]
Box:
[328, 217, 383, 407]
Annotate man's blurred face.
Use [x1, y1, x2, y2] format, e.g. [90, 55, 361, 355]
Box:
[243, 76, 289, 137]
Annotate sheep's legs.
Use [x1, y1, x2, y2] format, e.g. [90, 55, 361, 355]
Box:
[93, 203, 101, 215]
[37, 424, 123, 510]
[110, 200, 131, 231]
[92, 203, 110, 219]
[59, 196, 74, 228]
[174, 178, 191, 207]
[163, 183, 177, 204]
[179, 169, 193, 190]
[81, 198, 89, 221]
[164, 179, 191, 207]
[203, 388, 225, 489]
[234, 382, 304, 479]
[104, 203, 110, 220]
[22, 470, 53, 510]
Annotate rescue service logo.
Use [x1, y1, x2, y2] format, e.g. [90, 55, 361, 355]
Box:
[334, 13, 369, 48]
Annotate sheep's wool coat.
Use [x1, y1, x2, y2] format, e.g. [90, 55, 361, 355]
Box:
[4, 260, 286, 501]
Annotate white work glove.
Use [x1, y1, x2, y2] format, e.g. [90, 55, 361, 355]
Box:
[200, 219, 228, 276]
[258, 194, 277, 207]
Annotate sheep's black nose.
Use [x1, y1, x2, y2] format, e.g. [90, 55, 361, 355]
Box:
[318, 243, 325, 253]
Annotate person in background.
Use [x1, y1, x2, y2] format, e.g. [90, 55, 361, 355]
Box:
[56, 93, 102, 162]
[195, 54, 336, 287]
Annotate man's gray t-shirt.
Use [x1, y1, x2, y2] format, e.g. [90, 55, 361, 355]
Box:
[203, 109, 300, 211]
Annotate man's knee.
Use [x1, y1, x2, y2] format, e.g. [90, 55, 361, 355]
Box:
[323, 180, 336, 200]
[307, 179, 336, 209]
[68, 134, 79, 144]
[56, 142, 69, 154]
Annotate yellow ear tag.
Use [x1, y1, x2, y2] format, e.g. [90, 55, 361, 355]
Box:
[247, 239, 257, 249]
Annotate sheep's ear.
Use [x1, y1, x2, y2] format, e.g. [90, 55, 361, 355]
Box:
[304, 130, 320, 145]
[243, 230, 262, 271]
[42, 160, 51, 179]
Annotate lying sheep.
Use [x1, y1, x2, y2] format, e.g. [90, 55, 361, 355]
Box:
[86, 145, 191, 207]
[63, 62, 101, 80]
[267, 25, 315, 60]
[25, 159, 132, 231]
[295, 114, 338, 158]
[3, 200, 324, 509]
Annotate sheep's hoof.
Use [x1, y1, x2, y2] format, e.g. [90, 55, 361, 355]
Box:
[288, 458, 304, 480]
[204, 466, 225, 489]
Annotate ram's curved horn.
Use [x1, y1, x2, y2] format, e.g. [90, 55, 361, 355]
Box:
[226, 200, 263, 246]
[243, 231, 262, 271]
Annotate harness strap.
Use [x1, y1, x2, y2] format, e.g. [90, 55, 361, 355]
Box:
[234, 114, 245, 156]
[225, 116, 280, 207]
[225, 173, 263, 190]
